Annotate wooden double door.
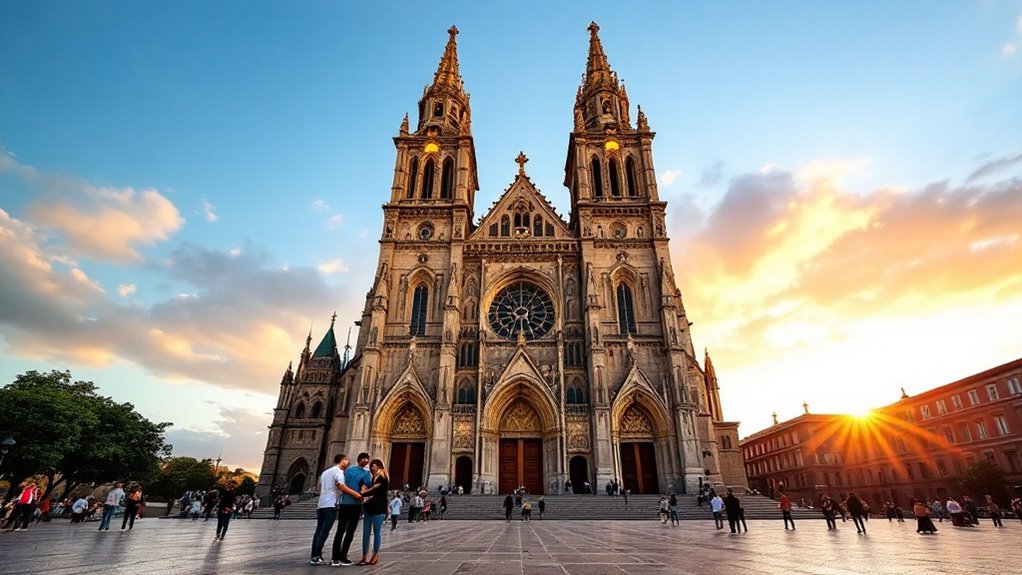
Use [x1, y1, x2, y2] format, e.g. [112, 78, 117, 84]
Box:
[389, 442, 425, 489]
[499, 438, 543, 494]
[620, 442, 658, 494]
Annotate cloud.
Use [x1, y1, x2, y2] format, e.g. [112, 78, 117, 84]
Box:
[202, 199, 218, 222]
[660, 169, 682, 186]
[966, 152, 1022, 182]
[311, 199, 330, 212]
[165, 406, 271, 470]
[1017, 15, 1022, 35]
[326, 214, 345, 230]
[1, 155, 184, 262]
[117, 283, 137, 298]
[1004, 42, 1018, 57]
[696, 161, 725, 188]
[317, 259, 349, 275]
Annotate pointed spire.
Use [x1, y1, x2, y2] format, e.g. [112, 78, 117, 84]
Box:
[280, 361, 293, 385]
[704, 348, 718, 387]
[431, 25, 463, 93]
[399, 113, 409, 135]
[584, 21, 614, 92]
[342, 326, 352, 369]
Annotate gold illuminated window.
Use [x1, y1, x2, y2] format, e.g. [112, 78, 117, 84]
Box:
[424, 142, 439, 154]
[604, 140, 620, 152]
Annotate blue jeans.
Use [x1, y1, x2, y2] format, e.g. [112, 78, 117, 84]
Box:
[310, 506, 337, 560]
[99, 505, 117, 530]
[362, 513, 385, 557]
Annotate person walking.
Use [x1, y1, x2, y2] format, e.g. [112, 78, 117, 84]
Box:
[439, 495, 447, 520]
[779, 488, 795, 530]
[357, 459, 389, 566]
[622, 488, 629, 507]
[121, 484, 143, 531]
[503, 494, 514, 522]
[1011, 497, 1022, 525]
[538, 496, 546, 520]
[521, 499, 532, 522]
[99, 483, 124, 531]
[308, 454, 349, 566]
[214, 481, 237, 542]
[668, 493, 680, 526]
[658, 495, 669, 524]
[723, 489, 743, 533]
[333, 452, 370, 567]
[913, 499, 938, 534]
[388, 492, 402, 531]
[710, 491, 724, 530]
[946, 497, 966, 527]
[821, 494, 837, 530]
[985, 495, 1003, 527]
[845, 493, 867, 534]
[8, 481, 39, 532]
[203, 488, 218, 521]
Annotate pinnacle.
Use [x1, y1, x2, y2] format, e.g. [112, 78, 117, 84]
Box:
[431, 24, 464, 93]
[583, 20, 614, 92]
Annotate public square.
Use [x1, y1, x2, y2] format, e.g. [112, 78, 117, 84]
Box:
[2, 516, 1021, 575]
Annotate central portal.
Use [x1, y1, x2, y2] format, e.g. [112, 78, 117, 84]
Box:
[498, 398, 545, 494]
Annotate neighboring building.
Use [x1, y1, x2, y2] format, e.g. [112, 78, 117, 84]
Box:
[258, 23, 745, 497]
[741, 358, 1022, 507]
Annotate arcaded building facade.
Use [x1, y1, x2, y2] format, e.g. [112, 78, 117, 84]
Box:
[258, 24, 745, 497]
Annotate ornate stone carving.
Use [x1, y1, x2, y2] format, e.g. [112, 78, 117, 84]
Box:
[499, 400, 540, 433]
[619, 406, 654, 438]
[392, 406, 426, 437]
[567, 417, 590, 450]
[453, 417, 474, 450]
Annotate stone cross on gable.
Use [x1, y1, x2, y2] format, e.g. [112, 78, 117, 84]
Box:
[515, 151, 529, 176]
[330, 311, 337, 328]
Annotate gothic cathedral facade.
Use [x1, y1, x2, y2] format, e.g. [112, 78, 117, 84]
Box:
[258, 24, 747, 497]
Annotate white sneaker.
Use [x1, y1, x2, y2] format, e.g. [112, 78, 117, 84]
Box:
[308, 557, 325, 565]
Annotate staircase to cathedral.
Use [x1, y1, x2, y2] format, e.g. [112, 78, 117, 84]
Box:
[258, 493, 821, 521]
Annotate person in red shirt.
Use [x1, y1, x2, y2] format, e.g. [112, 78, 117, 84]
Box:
[8, 482, 39, 531]
[779, 487, 795, 530]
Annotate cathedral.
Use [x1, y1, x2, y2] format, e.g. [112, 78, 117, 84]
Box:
[258, 23, 747, 497]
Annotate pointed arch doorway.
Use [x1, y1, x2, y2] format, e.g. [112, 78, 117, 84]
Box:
[498, 399, 544, 494]
[618, 406, 659, 494]
[388, 405, 427, 489]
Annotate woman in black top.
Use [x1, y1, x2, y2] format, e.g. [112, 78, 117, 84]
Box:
[358, 460, 389, 565]
[121, 484, 143, 531]
[214, 481, 237, 542]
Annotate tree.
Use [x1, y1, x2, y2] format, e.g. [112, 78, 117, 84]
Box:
[953, 458, 1009, 505]
[147, 457, 218, 500]
[0, 370, 171, 499]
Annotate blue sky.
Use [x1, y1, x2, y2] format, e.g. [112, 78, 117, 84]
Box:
[2, 1, 1021, 470]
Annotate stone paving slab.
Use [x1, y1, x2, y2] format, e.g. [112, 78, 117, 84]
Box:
[0, 516, 1020, 575]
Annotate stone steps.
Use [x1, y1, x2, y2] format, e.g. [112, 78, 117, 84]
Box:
[257, 494, 823, 521]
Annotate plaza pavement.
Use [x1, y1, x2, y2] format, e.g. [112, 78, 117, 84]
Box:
[1, 515, 1020, 575]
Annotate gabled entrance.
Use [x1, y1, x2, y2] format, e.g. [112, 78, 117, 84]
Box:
[497, 399, 544, 494]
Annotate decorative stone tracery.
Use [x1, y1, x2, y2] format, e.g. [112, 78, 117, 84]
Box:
[392, 406, 427, 438]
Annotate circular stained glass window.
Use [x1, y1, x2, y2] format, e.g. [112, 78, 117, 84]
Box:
[488, 282, 555, 341]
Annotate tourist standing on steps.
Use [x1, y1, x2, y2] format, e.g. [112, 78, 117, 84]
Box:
[710, 491, 724, 530]
[779, 488, 795, 530]
[308, 453, 348, 566]
[357, 459, 389, 566]
[622, 489, 629, 507]
[845, 493, 867, 534]
[214, 480, 237, 542]
[389, 492, 402, 531]
[503, 494, 514, 522]
[723, 489, 742, 533]
[121, 484, 143, 531]
[334, 452, 371, 567]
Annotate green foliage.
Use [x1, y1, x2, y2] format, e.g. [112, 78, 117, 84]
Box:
[953, 458, 1009, 505]
[0, 370, 172, 498]
[147, 457, 217, 500]
[236, 475, 257, 496]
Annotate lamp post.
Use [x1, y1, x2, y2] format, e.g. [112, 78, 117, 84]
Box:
[0, 437, 15, 471]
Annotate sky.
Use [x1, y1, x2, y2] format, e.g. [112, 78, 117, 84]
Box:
[1, 1, 1021, 471]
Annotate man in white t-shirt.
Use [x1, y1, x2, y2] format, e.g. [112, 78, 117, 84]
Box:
[308, 454, 362, 565]
[99, 482, 124, 531]
[710, 493, 725, 530]
[71, 497, 89, 524]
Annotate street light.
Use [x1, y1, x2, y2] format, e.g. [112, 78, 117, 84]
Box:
[0, 437, 15, 471]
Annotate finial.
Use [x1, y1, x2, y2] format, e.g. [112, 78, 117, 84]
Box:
[900, 386, 909, 399]
[588, 21, 600, 35]
[399, 113, 409, 135]
[771, 411, 779, 425]
[448, 25, 458, 38]
[636, 105, 649, 131]
[802, 401, 809, 415]
[515, 151, 529, 175]
[329, 311, 337, 329]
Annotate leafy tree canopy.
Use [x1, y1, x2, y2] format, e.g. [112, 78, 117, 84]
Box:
[954, 458, 1009, 505]
[147, 457, 217, 500]
[0, 370, 172, 499]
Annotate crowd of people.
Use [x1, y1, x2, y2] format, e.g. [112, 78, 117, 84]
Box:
[1, 481, 148, 532]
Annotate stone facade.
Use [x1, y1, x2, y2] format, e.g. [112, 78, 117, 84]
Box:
[258, 23, 745, 497]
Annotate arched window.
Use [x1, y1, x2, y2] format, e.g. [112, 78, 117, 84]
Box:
[410, 285, 428, 336]
[421, 159, 435, 199]
[626, 156, 638, 197]
[407, 157, 419, 199]
[311, 401, 323, 419]
[566, 386, 577, 404]
[590, 156, 603, 197]
[456, 381, 476, 404]
[616, 283, 637, 334]
[609, 157, 621, 197]
[545, 222, 554, 236]
[500, 215, 510, 237]
[458, 342, 478, 367]
[567, 384, 587, 404]
[293, 402, 306, 419]
[533, 216, 543, 237]
[722, 435, 733, 449]
[440, 157, 455, 199]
